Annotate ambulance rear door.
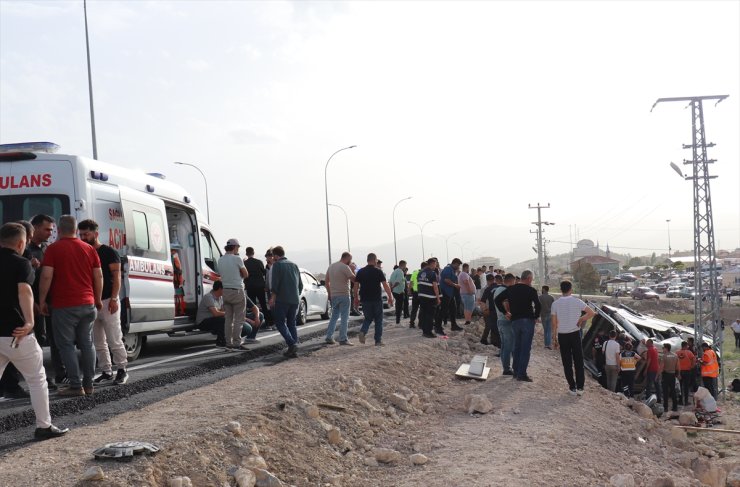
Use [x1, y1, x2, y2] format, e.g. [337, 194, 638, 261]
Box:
[119, 186, 175, 330]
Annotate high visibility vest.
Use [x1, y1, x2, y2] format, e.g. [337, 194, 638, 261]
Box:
[701, 349, 719, 378]
[411, 270, 420, 292]
[619, 352, 638, 371]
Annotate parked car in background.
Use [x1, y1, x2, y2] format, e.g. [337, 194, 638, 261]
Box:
[298, 269, 331, 325]
[654, 282, 670, 294]
[632, 287, 660, 301]
[666, 286, 684, 298]
[618, 273, 638, 282]
[680, 287, 696, 300]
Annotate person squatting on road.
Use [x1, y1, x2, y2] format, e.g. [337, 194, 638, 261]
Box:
[78, 219, 129, 386]
[269, 246, 303, 358]
[218, 238, 249, 351]
[39, 215, 102, 397]
[325, 252, 357, 345]
[551, 280, 594, 396]
[354, 253, 394, 346]
[0, 222, 69, 440]
[495, 270, 540, 382]
[195, 281, 260, 348]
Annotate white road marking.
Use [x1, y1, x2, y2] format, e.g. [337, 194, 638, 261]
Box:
[128, 319, 332, 372]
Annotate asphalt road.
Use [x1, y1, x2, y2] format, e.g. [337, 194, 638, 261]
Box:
[0, 312, 385, 452]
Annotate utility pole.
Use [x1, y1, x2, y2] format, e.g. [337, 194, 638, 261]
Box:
[543, 239, 550, 286]
[529, 203, 550, 285]
[652, 94, 728, 397]
[83, 0, 98, 159]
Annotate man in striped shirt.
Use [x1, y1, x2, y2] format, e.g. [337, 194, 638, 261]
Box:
[417, 258, 441, 338]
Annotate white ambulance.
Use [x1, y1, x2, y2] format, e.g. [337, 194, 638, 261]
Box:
[0, 142, 223, 360]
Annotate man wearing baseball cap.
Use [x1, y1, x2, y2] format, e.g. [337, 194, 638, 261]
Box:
[218, 239, 248, 350]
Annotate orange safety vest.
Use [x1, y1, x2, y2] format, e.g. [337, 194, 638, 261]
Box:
[619, 353, 638, 371]
[701, 349, 719, 378]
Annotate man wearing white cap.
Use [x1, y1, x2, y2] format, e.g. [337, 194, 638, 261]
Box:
[218, 239, 248, 350]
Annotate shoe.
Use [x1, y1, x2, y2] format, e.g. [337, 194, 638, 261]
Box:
[215, 341, 227, 348]
[47, 380, 58, 391]
[577, 389, 584, 396]
[34, 425, 69, 441]
[93, 372, 114, 384]
[422, 332, 437, 338]
[57, 387, 85, 397]
[83, 386, 94, 395]
[434, 328, 445, 335]
[283, 345, 298, 358]
[502, 370, 514, 376]
[451, 325, 464, 331]
[480, 340, 489, 345]
[325, 338, 337, 345]
[242, 338, 260, 344]
[56, 376, 69, 385]
[3, 388, 30, 399]
[114, 369, 129, 385]
[545, 346, 552, 350]
[375, 342, 385, 347]
[464, 321, 471, 325]
[395, 321, 401, 325]
[495, 353, 501, 357]
[569, 388, 578, 396]
[518, 376, 533, 383]
[339, 340, 354, 346]
[358, 332, 366, 344]
[409, 323, 416, 328]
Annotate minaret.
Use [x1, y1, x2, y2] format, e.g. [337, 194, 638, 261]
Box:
[606, 243, 611, 259]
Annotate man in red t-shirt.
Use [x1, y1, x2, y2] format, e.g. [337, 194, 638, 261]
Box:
[643, 339, 661, 401]
[39, 215, 102, 397]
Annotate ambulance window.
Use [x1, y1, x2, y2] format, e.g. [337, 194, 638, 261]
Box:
[21, 196, 65, 221]
[132, 211, 150, 249]
[200, 229, 220, 272]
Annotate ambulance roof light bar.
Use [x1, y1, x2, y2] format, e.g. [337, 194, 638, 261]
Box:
[0, 142, 60, 154]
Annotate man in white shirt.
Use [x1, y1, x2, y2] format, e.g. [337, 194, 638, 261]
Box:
[217, 238, 248, 351]
[603, 330, 621, 392]
[551, 280, 595, 395]
[731, 319, 740, 349]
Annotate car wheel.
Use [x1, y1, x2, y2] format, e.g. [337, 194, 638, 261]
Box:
[123, 332, 145, 361]
[298, 299, 307, 326]
[321, 302, 332, 320]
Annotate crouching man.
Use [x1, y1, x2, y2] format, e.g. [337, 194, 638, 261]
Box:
[0, 223, 68, 440]
[196, 281, 263, 349]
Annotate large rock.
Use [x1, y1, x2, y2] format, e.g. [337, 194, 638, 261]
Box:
[464, 394, 493, 414]
[304, 404, 320, 419]
[242, 455, 268, 470]
[650, 476, 675, 487]
[389, 393, 413, 413]
[373, 448, 402, 464]
[327, 428, 342, 445]
[252, 469, 284, 487]
[81, 466, 105, 481]
[226, 421, 244, 437]
[678, 412, 698, 426]
[633, 403, 654, 419]
[609, 473, 635, 487]
[234, 468, 256, 487]
[169, 478, 192, 487]
[410, 453, 428, 465]
[691, 457, 726, 487]
[727, 466, 740, 487]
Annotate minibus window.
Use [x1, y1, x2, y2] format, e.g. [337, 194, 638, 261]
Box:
[132, 211, 150, 249]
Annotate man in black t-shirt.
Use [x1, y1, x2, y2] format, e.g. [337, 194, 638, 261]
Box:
[78, 220, 129, 386]
[0, 223, 69, 440]
[354, 253, 394, 346]
[243, 247, 272, 328]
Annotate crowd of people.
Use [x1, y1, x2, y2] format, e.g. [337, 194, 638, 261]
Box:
[1, 219, 732, 440]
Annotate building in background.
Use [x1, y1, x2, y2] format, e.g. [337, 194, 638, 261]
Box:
[570, 255, 620, 277]
[470, 256, 501, 269]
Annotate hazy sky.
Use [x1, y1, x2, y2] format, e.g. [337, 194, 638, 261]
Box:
[1, 0, 739, 271]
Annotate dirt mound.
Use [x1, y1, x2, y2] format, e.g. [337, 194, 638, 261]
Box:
[0, 320, 738, 487]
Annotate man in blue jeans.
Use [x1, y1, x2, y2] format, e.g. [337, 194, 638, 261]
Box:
[495, 270, 540, 382]
[325, 252, 356, 345]
[269, 246, 303, 358]
[353, 253, 394, 346]
[493, 274, 515, 375]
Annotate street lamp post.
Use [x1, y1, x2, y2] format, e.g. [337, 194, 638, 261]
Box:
[83, 0, 98, 159]
[392, 197, 413, 264]
[453, 240, 471, 262]
[438, 233, 457, 264]
[173, 162, 210, 223]
[328, 204, 350, 252]
[324, 145, 357, 266]
[408, 219, 434, 263]
[666, 219, 672, 258]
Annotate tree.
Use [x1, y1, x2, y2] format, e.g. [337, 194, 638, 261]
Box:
[574, 262, 601, 293]
[628, 257, 643, 268]
[672, 261, 685, 270]
[650, 252, 656, 265]
[622, 264, 630, 271]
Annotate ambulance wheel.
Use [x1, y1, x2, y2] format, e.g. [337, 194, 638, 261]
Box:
[123, 332, 145, 361]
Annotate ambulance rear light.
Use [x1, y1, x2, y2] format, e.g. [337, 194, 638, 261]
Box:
[0, 142, 60, 154]
[0, 151, 37, 162]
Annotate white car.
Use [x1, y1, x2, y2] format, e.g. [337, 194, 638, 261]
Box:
[298, 269, 331, 325]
